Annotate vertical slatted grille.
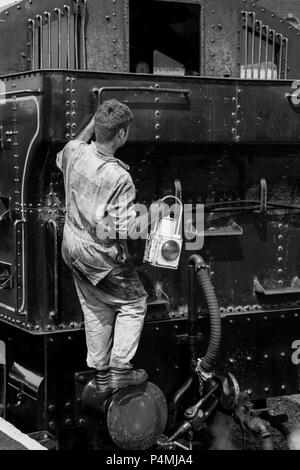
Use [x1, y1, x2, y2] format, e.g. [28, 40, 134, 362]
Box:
[27, 0, 87, 71]
[241, 11, 288, 79]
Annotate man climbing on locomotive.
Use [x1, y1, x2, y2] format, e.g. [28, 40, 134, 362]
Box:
[56, 99, 163, 395]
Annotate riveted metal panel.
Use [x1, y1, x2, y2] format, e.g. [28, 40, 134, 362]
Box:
[202, 0, 300, 79]
[202, 0, 242, 78]
[58, 72, 236, 144]
[236, 80, 300, 143]
[85, 0, 129, 72]
[216, 312, 300, 399]
[0, 0, 76, 75]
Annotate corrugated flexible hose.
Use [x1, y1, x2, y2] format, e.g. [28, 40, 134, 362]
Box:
[196, 268, 221, 372]
[189, 255, 221, 373]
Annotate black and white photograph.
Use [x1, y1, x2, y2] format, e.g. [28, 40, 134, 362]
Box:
[0, 0, 300, 458]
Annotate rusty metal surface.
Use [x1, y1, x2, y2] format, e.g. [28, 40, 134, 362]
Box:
[0, 71, 299, 439]
[201, 0, 241, 78]
[0, 0, 129, 75]
[86, 0, 129, 72]
[1, 0, 300, 78]
[36, 71, 300, 145]
[201, 0, 300, 79]
[216, 311, 300, 400]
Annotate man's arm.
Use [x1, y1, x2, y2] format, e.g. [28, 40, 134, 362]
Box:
[76, 115, 95, 143]
[105, 175, 168, 241]
[56, 114, 95, 170]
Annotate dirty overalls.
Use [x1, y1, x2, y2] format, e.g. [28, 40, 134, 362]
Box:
[56, 140, 147, 371]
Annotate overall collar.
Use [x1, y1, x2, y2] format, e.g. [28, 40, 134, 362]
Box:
[92, 141, 130, 171]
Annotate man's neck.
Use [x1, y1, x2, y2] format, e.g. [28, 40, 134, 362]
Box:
[95, 141, 117, 157]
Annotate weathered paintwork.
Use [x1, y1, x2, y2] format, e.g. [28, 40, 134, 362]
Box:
[0, 73, 299, 417]
[1, 0, 300, 79]
[0, 0, 300, 449]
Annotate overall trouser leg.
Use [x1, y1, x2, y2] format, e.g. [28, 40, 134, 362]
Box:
[109, 295, 147, 369]
[73, 267, 148, 389]
[73, 272, 147, 370]
[73, 274, 117, 371]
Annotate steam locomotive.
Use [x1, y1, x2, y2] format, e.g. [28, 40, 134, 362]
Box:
[0, 0, 300, 451]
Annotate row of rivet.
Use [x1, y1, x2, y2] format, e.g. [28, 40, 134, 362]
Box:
[247, 385, 287, 395]
[148, 306, 300, 321]
[12, 95, 20, 205]
[209, 9, 216, 72]
[277, 222, 284, 286]
[221, 305, 300, 314]
[112, 0, 118, 70]
[233, 89, 242, 142]
[225, 312, 299, 321]
[0, 313, 84, 332]
[229, 351, 287, 362]
[104, 1, 118, 69]
[124, 0, 130, 68]
[65, 77, 77, 139]
[154, 84, 161, 140]
[12, 95, 23, 304]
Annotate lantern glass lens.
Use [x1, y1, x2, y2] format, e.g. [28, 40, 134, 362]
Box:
[161, 240, 180, 261]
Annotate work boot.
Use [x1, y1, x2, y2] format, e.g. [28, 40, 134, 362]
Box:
[109, 367, 148, 389]
[95, 369, 111, 394]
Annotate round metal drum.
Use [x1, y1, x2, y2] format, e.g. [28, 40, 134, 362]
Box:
[106, 382, 168, 450]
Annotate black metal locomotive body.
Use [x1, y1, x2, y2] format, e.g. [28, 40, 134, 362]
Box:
[1, 0, 300, 450]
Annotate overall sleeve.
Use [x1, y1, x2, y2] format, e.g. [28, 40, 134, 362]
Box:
[56, 140, 86, 172]
[107, 174, 138, 239]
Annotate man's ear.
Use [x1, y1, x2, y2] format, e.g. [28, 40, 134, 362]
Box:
[119, 128, 126, 139]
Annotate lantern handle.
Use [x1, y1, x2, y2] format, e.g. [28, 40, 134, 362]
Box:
[160, 196, 183, 235]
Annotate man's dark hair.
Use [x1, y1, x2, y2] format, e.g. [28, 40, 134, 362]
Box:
[94, 99, 133, 144]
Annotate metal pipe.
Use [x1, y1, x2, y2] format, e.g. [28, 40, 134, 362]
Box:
[242, 11, 249, 77]
[172, 440, 190, 451]
[169, 376, 194, 414]
[54, 8, 62, 68]
[28, 19, 35, 70]
[188, 265, 197, 339]
[249, 12, 256, 78]
[64, 5, 71, 68]
[257, 20, 263, 79]
[270, 29, 276, 79]
[277, 33, 284, 79]
[81, 0, 87, 70]
[166, 421, 192, 443]
[93, 86, 190, 105]
[13, 219, 26, 314]
[36, 15, 43, 69]
[203, 397, 219, 420]
[74, 0, 80, 69]
[263, 25, 269, 79]
[283, 38, 289, 79]
[47, 219, 59, 321]
[44, 12, 51, 68]
[184, 383, 219, 420]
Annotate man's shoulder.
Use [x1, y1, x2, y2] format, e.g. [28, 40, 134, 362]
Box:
[65, 139, 88, 152]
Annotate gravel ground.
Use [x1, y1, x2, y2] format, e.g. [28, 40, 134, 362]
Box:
[226, 395, 300, 450]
